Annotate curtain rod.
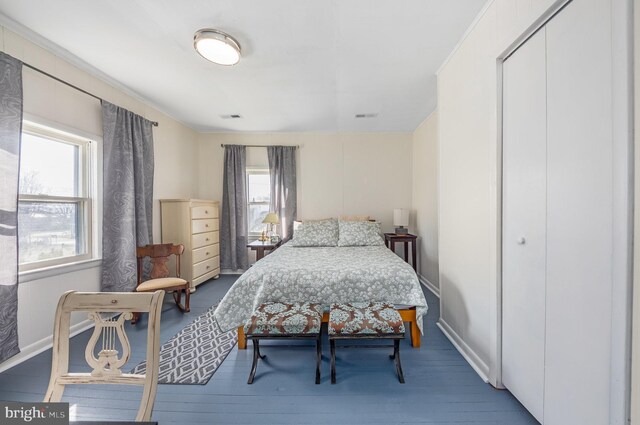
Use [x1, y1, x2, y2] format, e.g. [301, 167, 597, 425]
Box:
[220, 144, 299, 148]
[22, 62, 159, 127]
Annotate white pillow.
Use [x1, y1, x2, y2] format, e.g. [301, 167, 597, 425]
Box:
[337, 220, 384, 246]
[291, 218, 339, 247]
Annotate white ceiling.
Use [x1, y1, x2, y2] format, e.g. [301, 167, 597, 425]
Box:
[0, 0, 486, 132]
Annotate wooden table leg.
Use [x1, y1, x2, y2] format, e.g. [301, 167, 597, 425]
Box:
[412, 239, 417, 272]
[256, 247, 265, 261]
[403, 241, 409, 262]
[237, 326, 247, 349]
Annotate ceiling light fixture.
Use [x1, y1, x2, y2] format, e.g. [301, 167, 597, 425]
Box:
[194, 29, 241, 66]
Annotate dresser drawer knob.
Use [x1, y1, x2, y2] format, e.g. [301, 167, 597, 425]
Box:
[205, 210, 208, 214]
[206, 252, 209, 255]
[206, 238, 209, 241]
[206, 266, 210, 269]
[205, 224, 209, 227]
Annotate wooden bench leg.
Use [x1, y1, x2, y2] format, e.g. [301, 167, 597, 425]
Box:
[390, 339, 405, 383]
[247, 339, 265, 384]
[315, 336, 322, 385]
[330, 339, 336, 384]
[238, 326, 247, 349]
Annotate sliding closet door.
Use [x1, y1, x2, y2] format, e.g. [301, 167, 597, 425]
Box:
[544, 0, 612, 423]
[501, 28, 547, 423]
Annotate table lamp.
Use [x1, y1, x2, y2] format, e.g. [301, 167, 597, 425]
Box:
[393, 208, 409, 235]
[262, 212, 280, 242]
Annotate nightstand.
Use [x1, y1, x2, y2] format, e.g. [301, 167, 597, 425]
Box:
[384, 233, 417, 272]
[247, 240, 280, 261]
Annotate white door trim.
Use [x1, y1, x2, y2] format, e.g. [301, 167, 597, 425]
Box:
[630, 1, 640, 423]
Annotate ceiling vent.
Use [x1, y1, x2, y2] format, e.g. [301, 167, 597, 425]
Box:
[355, 113, 378, 118]
[220, 114, 242, 119]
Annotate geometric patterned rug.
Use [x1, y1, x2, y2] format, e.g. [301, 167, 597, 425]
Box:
[130, 303, 237, 385]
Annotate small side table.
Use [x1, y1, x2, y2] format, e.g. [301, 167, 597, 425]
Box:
[384, 233, 417, 272]
[248, 240, 280, 261]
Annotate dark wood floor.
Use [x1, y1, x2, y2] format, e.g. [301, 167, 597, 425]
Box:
[0, 275, 538, 424]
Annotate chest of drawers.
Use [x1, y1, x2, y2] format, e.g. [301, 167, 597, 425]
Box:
[160, 199, 220, 290]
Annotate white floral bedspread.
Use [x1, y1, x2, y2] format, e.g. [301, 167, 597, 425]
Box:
[213, 242, 428, 334]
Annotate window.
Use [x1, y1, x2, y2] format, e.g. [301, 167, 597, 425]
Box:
[18, 122, 94, 271]
[247, 169, 271, 235]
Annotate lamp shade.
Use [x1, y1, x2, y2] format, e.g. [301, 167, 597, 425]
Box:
[393, 208, 409, 227]
[262, 212, 280, 225]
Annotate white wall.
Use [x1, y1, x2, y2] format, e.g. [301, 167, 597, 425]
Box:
[411, 111, 439, 292]
[0, 25, 200, 370]
[198, 132, 414, 231]
[438, 1, 502, 378]
[437, 1, 632, 423]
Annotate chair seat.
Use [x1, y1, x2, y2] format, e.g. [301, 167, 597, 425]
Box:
[329, 302, 405, 336]
[244, 302, 323, 336]
[136, 277, 188, 291]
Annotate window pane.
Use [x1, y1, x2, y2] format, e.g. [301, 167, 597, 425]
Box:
[248, 204, 270, 234]
[18, 202, 85, 264]
[248, 173, 270, 203]
[19, 133, 80, 197]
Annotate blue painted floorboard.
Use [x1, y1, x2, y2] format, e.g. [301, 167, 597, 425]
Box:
[0, 275, 539, 424]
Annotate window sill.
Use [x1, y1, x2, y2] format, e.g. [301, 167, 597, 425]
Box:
[19, 258, 102, 284]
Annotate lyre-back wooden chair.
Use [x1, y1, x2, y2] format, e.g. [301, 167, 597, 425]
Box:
[44, 290, 164, 422]
[134, 243, 191, 323]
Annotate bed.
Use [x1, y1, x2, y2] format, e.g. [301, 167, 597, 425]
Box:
[213, 241, 428, 349]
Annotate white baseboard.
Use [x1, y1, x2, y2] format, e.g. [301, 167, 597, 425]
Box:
[437, 318, 490, 383]
[417, 274, 440, 298]
[0, 318, 95, 374]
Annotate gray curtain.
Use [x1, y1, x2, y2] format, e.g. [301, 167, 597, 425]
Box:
[220, 145, 248, 270]
[268, 146, 297, 239]
[0, 52, 22, 363]
[101, 101, 154, 292]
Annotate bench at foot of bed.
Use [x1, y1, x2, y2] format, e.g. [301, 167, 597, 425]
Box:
[236, 306, 421, 349]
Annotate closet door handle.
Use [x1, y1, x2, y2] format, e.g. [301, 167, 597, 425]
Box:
[517, 237, 526, 245]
